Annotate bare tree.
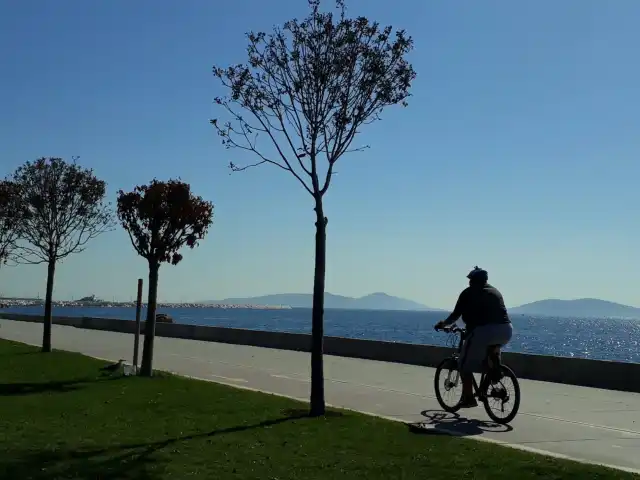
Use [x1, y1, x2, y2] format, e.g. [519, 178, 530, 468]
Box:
[0, 180, 23, 268]
[211, 0, 415, 415]
[11, 157, 114, 352]
[117, 179, 214, 377]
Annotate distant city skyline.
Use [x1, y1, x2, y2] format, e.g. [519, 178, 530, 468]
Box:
[1, 0, 639, 309]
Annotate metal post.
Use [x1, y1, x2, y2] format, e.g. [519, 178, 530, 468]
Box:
[133, 278, 143, 370]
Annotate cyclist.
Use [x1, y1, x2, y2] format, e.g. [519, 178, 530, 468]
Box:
[434, 266, 512, 408]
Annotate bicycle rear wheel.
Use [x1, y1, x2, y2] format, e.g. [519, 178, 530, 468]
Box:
[482, 364, 520, 424]
[434, 357, 463, 413]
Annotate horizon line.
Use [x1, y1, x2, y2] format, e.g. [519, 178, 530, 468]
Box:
[2, 293, 639, 310]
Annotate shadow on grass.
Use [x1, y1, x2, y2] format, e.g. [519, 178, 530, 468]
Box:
[0, 350, 42, 358]
[407, 409, 513, 437]
[0, 375, 124, 397]
[283, 407, 344, 419]
[0, 409, 312, 479]
[0, 447, 162, 480]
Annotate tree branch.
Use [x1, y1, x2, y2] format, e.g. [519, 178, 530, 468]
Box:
[10, 157, 114, 267]
[212, 0, 415, 200]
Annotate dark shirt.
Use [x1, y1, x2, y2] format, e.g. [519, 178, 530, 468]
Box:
[450, 283, 511, 330]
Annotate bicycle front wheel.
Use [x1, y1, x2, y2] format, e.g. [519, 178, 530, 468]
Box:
[434, 357, 463, 413]
[482, 365, 520, 424]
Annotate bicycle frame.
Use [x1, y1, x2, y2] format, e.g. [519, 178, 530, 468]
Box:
[443, 326, 489, 399]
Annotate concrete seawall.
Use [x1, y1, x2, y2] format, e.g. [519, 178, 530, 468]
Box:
[1, 312, 639, 393]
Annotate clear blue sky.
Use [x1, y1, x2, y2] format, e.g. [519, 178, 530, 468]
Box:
[0, 0, 638, 308]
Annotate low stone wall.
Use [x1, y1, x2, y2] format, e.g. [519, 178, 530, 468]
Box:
[1, 312, 638, 393]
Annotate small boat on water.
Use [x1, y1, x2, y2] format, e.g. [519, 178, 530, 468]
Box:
[156, 313, 173, 324]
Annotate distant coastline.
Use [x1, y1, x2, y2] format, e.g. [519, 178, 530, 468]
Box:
[0, 299, 292, 311]
[2, 294, 639, 318]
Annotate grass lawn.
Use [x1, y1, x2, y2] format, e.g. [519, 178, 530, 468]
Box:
[0, 340, 636, 479]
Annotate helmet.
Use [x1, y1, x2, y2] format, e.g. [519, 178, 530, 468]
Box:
[467, 266, 488, 282]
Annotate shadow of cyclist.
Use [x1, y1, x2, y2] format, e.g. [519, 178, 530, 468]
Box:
[406, 409, 513, 437]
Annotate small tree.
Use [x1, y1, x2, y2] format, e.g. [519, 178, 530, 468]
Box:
[117, 179, 214, 377]
[0, 180, 23, 268]
[211, 0, 415, 415]
[11, 157, 113, 352]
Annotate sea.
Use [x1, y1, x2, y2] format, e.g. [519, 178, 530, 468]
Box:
[2, 306, 640, 364]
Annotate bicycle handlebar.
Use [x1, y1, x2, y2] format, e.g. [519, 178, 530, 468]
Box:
[434, 325, 466, 335]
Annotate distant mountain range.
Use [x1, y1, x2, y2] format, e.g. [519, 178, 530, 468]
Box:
[204, 293, 640, 318]
[509, 298, 640, 319]
[205, 292, 444, 311]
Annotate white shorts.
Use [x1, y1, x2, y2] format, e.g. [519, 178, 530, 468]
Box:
[459, 323, 513, 374]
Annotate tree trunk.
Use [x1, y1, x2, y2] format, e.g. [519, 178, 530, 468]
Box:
[140, 261, 160, 377]
[42, 259, 56, 353]
[309, 197, 327, 417]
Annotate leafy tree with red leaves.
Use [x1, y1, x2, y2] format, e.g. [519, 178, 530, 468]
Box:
[117, 179, 214, 376]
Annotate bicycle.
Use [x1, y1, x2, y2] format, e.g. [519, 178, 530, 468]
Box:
[433, 325, 521, 424]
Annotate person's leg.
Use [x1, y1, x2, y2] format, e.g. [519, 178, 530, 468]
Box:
[458, 329, 483, 406]
[484, 323, 513, 383]
[486, 345, 502, 381]
[491, 323, 512, 365]
[461, 372, 474, 399]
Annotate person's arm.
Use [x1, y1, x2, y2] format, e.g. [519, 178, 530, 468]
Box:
[437, 290, 466, 328]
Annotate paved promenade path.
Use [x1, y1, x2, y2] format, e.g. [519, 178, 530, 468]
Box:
[1, 319, 639, 474]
